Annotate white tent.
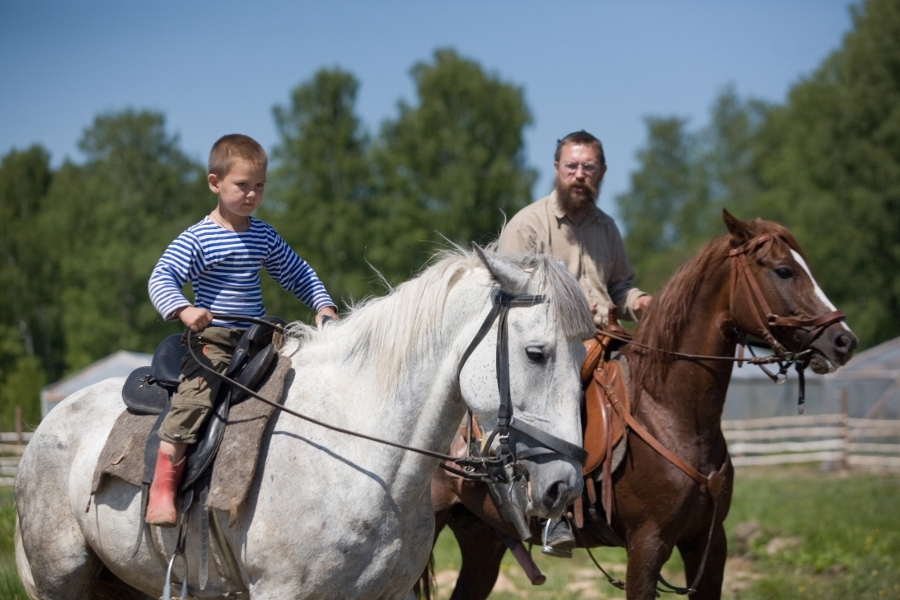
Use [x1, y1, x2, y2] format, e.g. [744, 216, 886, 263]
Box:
[724, 336, 900, 420]
[40, 350, 151, 417]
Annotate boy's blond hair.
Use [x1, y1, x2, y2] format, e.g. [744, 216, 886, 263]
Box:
[208, 134, 268, 177]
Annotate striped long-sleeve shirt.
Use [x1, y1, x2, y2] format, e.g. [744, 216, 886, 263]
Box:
[149, 216, 335, 327]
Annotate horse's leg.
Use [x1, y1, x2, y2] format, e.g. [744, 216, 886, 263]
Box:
[16, 446, 105, 600]
[446, 507, 506, 600]
[624, 526, 676, 600]
[16, 508, 103, 599]
[677, 521, 727, 600]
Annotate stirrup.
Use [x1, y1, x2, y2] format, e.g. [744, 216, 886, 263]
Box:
[163, 551, 189, 600]
[541, 518, 573, 559]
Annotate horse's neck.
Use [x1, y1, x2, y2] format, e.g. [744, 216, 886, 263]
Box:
[283, 317, 471, 497]
[632, 262, 736, 437]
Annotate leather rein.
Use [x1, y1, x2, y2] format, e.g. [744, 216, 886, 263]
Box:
[187, 288, 587, 483]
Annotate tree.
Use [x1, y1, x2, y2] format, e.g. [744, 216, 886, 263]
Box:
[370, 48, 537, 281]
[42, 110, 206, 370]
[616, 89, 769, 294]
[0, 146, 54, 423]
[265, 68, 375, 315]
[753, 0, 900, 348]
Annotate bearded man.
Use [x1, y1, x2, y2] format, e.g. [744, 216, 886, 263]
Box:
[499, 130, 652, 327]
[498, 130, 652, 554]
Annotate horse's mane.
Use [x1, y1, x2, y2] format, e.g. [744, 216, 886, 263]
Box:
[282, 245, 594, 395]
[629, 218, 805, 395]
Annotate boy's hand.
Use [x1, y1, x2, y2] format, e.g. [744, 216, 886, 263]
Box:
[176, 306, 214, 332]
[315, 306, 339, 326]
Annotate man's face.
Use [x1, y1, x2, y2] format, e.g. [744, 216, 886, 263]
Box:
[554, 143, 606, 215]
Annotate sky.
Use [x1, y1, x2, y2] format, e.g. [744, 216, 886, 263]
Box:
[0, 1, 858, 217]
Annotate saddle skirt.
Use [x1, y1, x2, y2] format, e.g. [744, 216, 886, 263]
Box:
[581, 335, 631, 477]
[91, 354, 293, 519]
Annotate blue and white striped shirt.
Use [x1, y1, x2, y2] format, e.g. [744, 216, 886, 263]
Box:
[149, 216, 335, 326]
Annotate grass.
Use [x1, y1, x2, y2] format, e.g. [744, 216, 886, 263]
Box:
[3, 468, 898, 599]
[431, 466, 900, 599]
[0, 487, 28, 600]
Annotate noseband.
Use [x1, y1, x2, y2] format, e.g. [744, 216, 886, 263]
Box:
[455, 289, 588, 472]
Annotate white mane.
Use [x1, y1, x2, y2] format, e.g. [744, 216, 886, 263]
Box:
[281, 246, 594, 395]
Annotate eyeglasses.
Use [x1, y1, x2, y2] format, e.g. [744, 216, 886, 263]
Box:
[561, 162, 600, 176]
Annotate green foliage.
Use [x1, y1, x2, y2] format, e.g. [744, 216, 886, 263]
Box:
[753, 0, 900, 349]
[616, 89, 769, 294]
[264, 67, 375, 314]
[618, 0, 900, 350]
[0, 52, 538, 422]
[48, 110, 207, 368]
[370, 48, 536, 282]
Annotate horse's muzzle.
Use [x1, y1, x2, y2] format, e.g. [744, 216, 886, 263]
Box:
[809, 322, 857, 374]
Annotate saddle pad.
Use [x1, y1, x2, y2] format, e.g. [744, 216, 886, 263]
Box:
[91, 354, 292, 513]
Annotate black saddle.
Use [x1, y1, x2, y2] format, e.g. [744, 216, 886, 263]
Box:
[121, 316, 285, 491]
[122, 316, 285, 416]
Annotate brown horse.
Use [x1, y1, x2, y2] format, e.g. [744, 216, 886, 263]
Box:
[427, 212, 858, 600]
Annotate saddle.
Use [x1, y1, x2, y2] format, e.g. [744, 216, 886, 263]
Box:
[579, 308, 633, 526]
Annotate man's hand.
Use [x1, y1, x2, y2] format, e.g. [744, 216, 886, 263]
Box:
[633, 294, 653, 319]
[315, 306, 339, 326]
[176, 306, 213, 332]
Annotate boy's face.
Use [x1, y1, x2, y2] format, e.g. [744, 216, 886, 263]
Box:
[208, 159, 267, 218]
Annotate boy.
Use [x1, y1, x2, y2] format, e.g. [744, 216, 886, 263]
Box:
[145, 134, 338, 526]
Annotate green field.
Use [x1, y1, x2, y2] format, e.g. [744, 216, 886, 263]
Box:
[4, 467, 899, 599]
[430, 467, 900, 600]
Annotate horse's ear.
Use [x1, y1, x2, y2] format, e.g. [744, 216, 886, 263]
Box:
[474, 245, 531, 294]
[723, 209, 756, 245]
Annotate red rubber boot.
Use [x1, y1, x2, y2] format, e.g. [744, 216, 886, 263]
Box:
[145, 448, 185, 527]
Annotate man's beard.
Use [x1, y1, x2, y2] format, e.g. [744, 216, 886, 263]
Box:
[555, 177, 600, 215]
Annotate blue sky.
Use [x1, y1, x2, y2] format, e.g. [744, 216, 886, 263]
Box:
[1, 1, 856, 217]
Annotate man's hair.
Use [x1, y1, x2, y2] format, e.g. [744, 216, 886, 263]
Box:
[554, 130, 606, 166]
[208, 134, 268, 177]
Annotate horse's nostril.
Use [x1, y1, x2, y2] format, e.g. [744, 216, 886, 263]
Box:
[546, 481, 564, 506]
[835, 333, 857, 353]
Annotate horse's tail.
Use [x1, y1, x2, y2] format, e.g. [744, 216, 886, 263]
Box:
[413, 552, 436, 600]
[14, 515, 39, 600]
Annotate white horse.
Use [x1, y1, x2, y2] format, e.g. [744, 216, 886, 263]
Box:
[15, 246, 595, 600]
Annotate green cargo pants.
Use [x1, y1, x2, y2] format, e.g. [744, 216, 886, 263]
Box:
[157, 326, 245, 445]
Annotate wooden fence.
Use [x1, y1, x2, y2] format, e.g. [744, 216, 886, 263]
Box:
[723, 413, 900, 469]
[0, 432, 32, 486]
[1, 413, 898, 485]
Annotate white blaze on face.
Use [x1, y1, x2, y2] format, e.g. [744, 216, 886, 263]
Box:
[791, 249, 851, 331]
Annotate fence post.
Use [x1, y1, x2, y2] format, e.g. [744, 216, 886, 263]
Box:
[15, 405, 22, 446]
[839, 389, 849, 472]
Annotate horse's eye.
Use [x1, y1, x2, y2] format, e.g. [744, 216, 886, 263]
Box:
[525, 347, 545, 362]
[775, 267, 794, 280]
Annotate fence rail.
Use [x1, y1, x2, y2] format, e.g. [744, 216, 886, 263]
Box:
[1, 414, 898, 485]
[723, 414, 900, 469]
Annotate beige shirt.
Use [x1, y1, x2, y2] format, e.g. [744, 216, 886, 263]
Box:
[498, 191, 647, 325]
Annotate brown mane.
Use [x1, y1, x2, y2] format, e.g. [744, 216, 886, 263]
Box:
[628, 218, 806, 396]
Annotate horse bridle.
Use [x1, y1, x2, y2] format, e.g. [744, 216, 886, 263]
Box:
[455, 289, 588, 473]
[728, 232, 846, 412]
[188, 287, 587, 482]
[728, 233, 846, 360]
